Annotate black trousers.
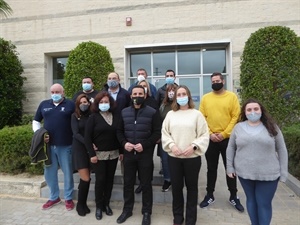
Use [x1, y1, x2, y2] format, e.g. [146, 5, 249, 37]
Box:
[205, 138, 237, 196]
[123, 152, 153, 214]
[92, 158, 118, 208]
[168, 155, 201, 225]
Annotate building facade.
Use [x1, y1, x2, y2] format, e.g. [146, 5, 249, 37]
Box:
[1, 0, 299, 113]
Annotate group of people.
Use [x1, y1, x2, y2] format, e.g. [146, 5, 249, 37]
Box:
[32, 69, 288, 225]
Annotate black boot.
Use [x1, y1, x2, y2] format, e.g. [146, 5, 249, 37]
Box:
[76, 179, 90, 216]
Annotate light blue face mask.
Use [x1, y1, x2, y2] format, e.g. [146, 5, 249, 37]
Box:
[176, 96, 189, 106]
[98, 103, 110, 112]
[82, 83, 92, 91]
[51, 94, 62, 103]
[246, 112, 261, 122]
[165, 77, 175, 85]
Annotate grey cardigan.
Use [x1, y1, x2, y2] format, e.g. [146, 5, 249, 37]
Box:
[226, 121, 288, 182]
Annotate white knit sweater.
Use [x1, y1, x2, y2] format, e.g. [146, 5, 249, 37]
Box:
[161, 109, 209, 158]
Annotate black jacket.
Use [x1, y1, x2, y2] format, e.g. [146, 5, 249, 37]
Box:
[29, 127, 51, 166]
[117, 104, 161, 154]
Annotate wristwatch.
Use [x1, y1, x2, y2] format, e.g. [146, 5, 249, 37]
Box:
[192, 145, 198, 151]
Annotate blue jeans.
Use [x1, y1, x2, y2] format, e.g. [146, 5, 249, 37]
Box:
[239, 177, 279, 225]
[158, 143, 171, 181]
[44, 145, 74, 201]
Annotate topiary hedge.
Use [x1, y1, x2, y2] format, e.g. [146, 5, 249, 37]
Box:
[240, 26, 300, 127]
[64, 41, 114, 98]
[0, 37, 26, 129]
[282, 123, 300, 180]
[0, 125, 43, 175]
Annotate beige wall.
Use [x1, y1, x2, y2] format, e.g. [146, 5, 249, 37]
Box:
[1, 0, 299, 113]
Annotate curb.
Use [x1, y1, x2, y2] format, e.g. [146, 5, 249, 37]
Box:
[285, 173, 300, 197]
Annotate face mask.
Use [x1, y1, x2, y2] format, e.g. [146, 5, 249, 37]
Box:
[51, 94, 62, 103]
[212, 82, 223, 91]
[137, 75, 145, 82]
[82, 83, 92, 91]
[107, 80, 119, 88]
[144, 87, 148, 94]
[246, 112, 262, 123]
[132, 96, 145, 105]
[79, 104, 89, 112]
[168, 91, 174, 99]
[165, 77, 175, 85]
[176, 96, 189, 106]
[98, 103, 110, 112]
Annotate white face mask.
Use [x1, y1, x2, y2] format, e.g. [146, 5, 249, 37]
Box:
[137, 75, 145, 82]
[144, 87, 148, 94]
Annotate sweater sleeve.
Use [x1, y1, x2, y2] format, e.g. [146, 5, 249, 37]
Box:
[84, 115, 96, 158]
[275, 127, 288, 182]
[161, 112, 176, 153]
[191, 112, 210, 156]
[222, 95, 240, 139]
[71, 114, 85, 144]
[226, 124, 238, 174]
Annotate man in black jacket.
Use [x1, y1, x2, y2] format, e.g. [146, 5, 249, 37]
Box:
[116, 85, 161, 225]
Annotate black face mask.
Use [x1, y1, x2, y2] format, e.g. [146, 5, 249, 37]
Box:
[212, 82, 224, 91]
[132, 97, 145, 105]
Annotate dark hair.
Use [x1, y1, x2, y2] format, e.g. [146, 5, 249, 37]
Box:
[137, 68, 147, 76]
[211, 72, 224, 80]
[83, 76, 93, 82]
[240, 98, 278, 137]
[74, 94, 90, 119]
[171, 85, 195, 111]
[162, 84, 177, 106]
[165, 69, 175, 76]
[131, 85, 145, 95]
[91, 91, 115, 113]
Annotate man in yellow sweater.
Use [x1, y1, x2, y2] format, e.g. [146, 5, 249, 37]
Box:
[199, 72, 244, 212]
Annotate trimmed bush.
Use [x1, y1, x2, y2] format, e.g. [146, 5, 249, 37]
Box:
[0, 125, 43, 175]
[0, 38, 25, 129]
[240, 26, 300, 127]
[64, 41, 114, 98]
[282, 123, 300, 179]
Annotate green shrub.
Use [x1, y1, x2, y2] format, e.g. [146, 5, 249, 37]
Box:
[0, 125, 43, 175]
[282, 123, 300, 179]
[64, 41, 114, 98]
[0, 38, 26, 129]
[240, 26, 300, 127]
[21, 114, 34, 125]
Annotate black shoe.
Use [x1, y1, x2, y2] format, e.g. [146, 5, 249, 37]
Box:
[104, 205, 113, 216]
[76, 203, 86, 217]
[135, 185, 142, 194]
[199, 194, 215, 208]
[142, 212, 151, 225]
[84, 204, 90, 214]
[95, 208, 102, 220]
[117, 211, 133, 224]
[162, 180, 171, 192]
[229, 196, 245, 212]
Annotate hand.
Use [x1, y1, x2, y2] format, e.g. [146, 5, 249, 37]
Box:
[210, 133, 222, 142]
[90, 156, 98, 164]
[227, 173, 236, 178]
[171, 145, 182, 156]
[124, 142, 135, 152]
[119, 154, 124, 161]
[182, 145, 194, 157]
[93, 144, 98, 151]
[134, 143, 143, 152]
[44, 134, 49, 143]
[215, 133, 224, 141]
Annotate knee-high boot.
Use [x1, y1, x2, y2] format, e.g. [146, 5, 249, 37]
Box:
[76, 179, 90, 216]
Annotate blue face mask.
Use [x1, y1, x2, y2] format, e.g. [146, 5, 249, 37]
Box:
[176, 96, 189, 106]
[99, 103, 110, 112]
[82, 83, 92, 91]
[107, 80, 119, 88]
[246, 112, 261, 122]
[165, 77, 175, 85]
[51, 94, 62, 103]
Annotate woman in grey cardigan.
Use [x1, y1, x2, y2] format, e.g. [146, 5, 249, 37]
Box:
[226, 98, 288, 225]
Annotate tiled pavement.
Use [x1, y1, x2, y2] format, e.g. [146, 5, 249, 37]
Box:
[0, 156, 299, 225]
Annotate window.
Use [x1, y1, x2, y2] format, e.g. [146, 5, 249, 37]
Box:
[53, 57, 68, 85]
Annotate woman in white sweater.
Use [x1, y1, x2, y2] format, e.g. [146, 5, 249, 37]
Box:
[162, 85, 209, 225]
[227, 98, 288, 225]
